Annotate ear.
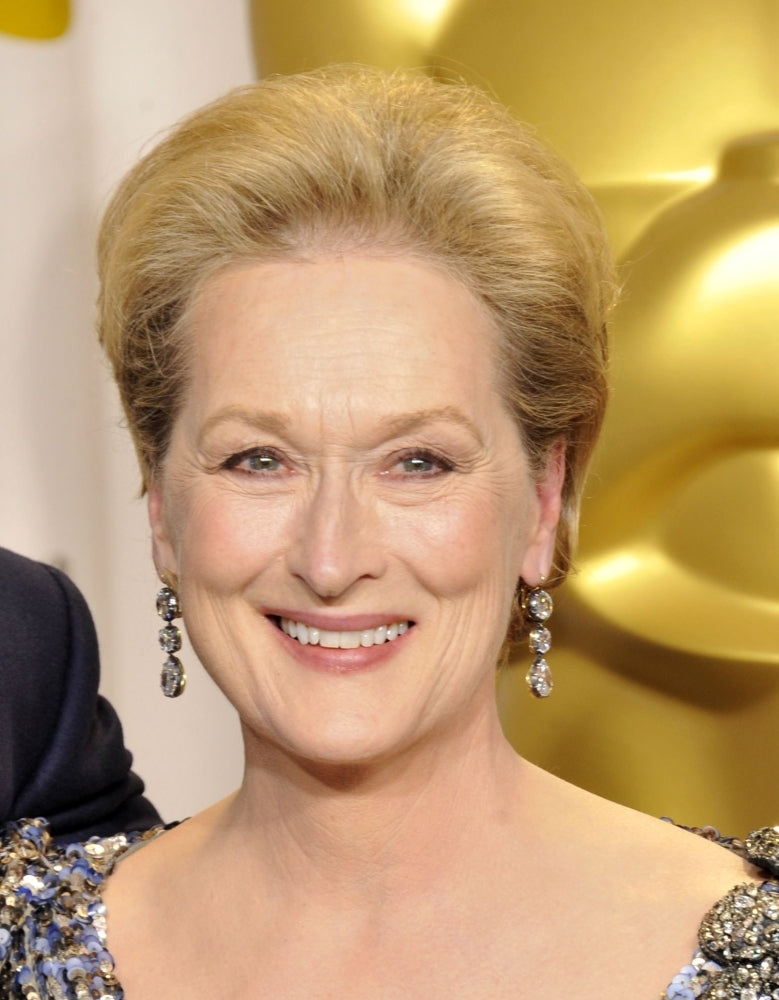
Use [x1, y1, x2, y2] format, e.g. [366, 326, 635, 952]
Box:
[520, 439, 566, 586]
[148, 479, 179, 584]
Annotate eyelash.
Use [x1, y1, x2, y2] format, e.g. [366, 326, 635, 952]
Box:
[220, 447, 456, 480]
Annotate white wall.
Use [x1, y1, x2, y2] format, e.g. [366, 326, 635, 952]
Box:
[0, 0, 256, 820]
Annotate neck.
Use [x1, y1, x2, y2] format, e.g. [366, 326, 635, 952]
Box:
[214, 707, 526, 907]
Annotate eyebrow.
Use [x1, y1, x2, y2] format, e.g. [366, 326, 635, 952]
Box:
[198, 406, 290, 442]
[198, 405, 484, 446]
[373, 407, 484, 445]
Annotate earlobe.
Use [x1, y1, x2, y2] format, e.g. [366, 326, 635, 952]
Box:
[148, 481, 178, 582]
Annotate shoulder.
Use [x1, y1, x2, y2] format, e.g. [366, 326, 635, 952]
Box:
[0, 818, 165, 998]
[523, 772, 778, 996]
[0, 547, 77, 665]
[0, 546, 162, 838]
[0, 550, 75, 770]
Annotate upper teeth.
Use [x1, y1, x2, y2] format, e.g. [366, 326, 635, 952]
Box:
[280, 618, 409, 649]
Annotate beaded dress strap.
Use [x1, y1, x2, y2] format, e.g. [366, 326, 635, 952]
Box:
[661, 824, 779, 999]
[0, 817, 168, 999]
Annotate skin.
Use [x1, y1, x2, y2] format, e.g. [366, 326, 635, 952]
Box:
[103, 255, 758, 1000]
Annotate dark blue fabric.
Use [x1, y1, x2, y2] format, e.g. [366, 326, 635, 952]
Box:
[0, 547, 161, 842]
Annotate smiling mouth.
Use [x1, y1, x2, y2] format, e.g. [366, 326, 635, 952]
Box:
[275, 617, 411, 650]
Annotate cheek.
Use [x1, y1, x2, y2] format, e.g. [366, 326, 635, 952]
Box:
[391, 485, 530, 599]
[170, 488, 293, 591]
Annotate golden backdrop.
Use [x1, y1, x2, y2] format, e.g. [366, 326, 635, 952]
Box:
[0, 0, 68, 38]
[251, 0, 779, 833]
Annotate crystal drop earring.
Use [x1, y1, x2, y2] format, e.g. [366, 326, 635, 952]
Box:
[156, 585, 186, 698]
[522, 582, 554, 698]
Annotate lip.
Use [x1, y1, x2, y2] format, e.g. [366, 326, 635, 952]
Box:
[265, 612, 414, 674]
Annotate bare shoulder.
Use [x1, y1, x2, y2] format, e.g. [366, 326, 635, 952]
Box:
[501, 764, 777, 998]
[595, 788, 762, 894]
[522, 760, 762, 890]
[508, 768, 766, 940]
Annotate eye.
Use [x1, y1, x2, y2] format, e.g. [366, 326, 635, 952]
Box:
[223, 448, 285, 474]
[390, 450, 454, 477]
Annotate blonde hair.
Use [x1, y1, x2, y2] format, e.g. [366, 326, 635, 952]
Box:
[98, 64, 614, 601]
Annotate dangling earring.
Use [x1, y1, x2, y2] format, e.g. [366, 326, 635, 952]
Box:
[522, 582, 554, 698]
[156, 585, 186, 698]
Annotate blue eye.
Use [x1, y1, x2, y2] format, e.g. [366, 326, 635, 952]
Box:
[402, 455, 437, 474]
[394, 451, 453, 476]
[245, 453, 281, 473]
[224, 449, 283, 474]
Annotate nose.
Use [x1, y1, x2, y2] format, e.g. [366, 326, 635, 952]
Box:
[286, 471, 387, 599]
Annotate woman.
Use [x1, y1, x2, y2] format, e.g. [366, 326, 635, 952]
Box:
[2, 66, 777, 999]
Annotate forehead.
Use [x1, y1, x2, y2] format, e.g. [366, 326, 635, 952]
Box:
[184, 255, 506, 429]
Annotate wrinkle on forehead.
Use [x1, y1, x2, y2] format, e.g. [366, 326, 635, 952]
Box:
[179, 255, 517, 462]
[197, 404, 487, 450]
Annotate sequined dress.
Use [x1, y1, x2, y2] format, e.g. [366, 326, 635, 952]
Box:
[1, 819, 778, 999]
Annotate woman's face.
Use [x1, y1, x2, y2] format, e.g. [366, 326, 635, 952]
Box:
[149, 255, 562, 768]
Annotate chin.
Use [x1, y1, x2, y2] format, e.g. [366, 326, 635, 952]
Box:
[253, 712, 425, 778]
